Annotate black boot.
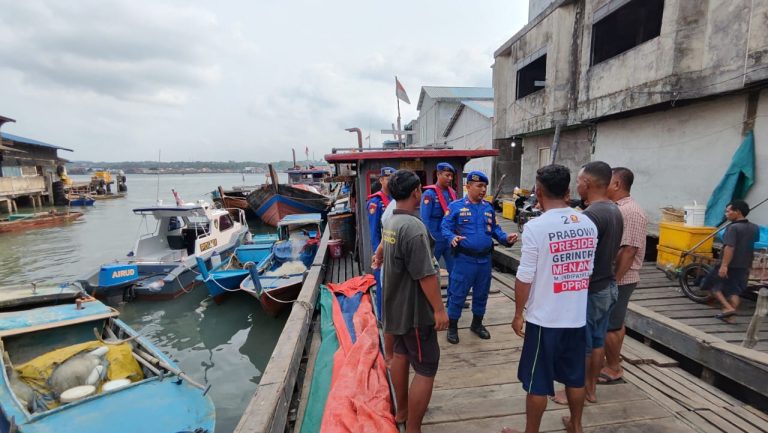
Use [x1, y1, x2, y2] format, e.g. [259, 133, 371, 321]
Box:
[446, 319, 459, 344]
[470, 315, 491, 339]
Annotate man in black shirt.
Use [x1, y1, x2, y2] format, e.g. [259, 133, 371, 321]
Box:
[702, 200, 759, 321]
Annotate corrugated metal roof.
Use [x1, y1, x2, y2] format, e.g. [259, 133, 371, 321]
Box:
[417, 86, 493, 110]
[0, 132, 73, 152]
[461, 100, 494, 118]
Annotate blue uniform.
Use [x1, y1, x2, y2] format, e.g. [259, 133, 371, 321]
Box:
[367, 191, 391, 317]
[420, 187, 455, 272]
[441, 198, 510, 320]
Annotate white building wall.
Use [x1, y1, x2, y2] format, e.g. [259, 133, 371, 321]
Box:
[444, 108, 494, 188]
[592, 94, 768, 229]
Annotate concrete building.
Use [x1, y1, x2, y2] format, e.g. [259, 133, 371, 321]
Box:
[0, 131, 72, 213]
[492, 0, 768, 228]
[414, 86, 496, 187]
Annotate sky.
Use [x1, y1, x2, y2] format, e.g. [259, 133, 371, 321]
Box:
[0, 0, 528, 162]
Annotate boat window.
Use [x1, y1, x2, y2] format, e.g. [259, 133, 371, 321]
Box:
[219, 214, 234, 231]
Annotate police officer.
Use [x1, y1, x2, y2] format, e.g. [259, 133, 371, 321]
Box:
[420, 162, 457, 273]
[441, 170, 518, 344]
[367, 166, 395, 316]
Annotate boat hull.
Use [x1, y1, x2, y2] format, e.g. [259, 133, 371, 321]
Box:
[241, 274, 305, 317]
[0, 212, 83, 234]
[247, 184, 331, 227]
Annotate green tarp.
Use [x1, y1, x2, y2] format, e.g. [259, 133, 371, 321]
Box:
[705, 131, 755, 227]
[299, 286, 338, 433]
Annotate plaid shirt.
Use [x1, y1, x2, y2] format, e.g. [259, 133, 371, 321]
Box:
[616, 196, 647, 285]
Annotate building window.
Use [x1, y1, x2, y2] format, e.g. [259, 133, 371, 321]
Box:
[516, 54, 547, 99]
[538, 147, 551, 168]
[591, 0, 664, 66]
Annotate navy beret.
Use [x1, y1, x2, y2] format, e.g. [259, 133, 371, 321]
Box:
[436, 162, 456, 173]
[466, 171, 489, 184]
[380, 166, 396, 177]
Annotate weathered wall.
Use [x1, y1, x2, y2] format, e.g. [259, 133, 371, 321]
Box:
[750, 89, 768, 225]
[0, 176, 46, 196]
[529, 0, 559, 21]
[591, 94, 763, 227]
[520, 128, 592, 193]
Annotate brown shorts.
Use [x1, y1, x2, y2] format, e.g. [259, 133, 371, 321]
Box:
[393, 325, 440, 377]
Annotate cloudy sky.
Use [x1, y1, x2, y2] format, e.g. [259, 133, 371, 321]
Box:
[0, 1, 527, 162]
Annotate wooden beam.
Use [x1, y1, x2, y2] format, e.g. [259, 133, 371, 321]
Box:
[742, 287, 768, 349]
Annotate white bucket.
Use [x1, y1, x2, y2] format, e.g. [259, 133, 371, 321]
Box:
[684, 202, 706, 226]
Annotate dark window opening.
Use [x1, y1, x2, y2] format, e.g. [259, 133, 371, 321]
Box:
[516, 54, 547, 100]
[591, 0, 664, 65]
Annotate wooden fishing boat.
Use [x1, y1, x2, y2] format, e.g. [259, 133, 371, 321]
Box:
[195, 233, 278, 302]
[0, 211, 83, 234]
[0, 287, 215, 433]
[240, 214, 322, 316]
[213, 186, 251, 216]
[77, 193, 250, 303]
[246, 165, 333, 227]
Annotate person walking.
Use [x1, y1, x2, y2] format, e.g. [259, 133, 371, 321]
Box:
[701, 199, 759, 321]
[420, 162, 458, 273]
[552, 161, 622, 406]
[441, 170, 518, 344]
[502, 164, 598, 433]
[381, 169, 449, 433]
[368, 166, 395, 317]
[600, 167, 647, 384]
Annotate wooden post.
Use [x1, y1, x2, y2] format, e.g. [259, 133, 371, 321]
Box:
[742, 287, 768, 349]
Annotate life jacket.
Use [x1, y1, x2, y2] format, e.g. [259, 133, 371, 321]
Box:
[366, 191, 391, 208]
[422, 185, 456, 214]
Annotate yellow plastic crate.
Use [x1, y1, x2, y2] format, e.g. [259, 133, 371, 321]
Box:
[658, 222, 716, 253]
[502, 200, 516, 220]
[656, 245, 713, 270]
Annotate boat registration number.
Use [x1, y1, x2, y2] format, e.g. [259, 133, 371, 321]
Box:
[199, 239, 218, 252]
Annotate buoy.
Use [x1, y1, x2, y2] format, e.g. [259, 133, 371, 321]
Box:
[211, 250, 221, 268]
[86, 365, 104, 386]
[102, 378, 131, 392]
[60, 385, 96, 403]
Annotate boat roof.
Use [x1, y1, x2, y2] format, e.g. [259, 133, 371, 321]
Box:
[287, 168, 331, 174]
[133, 205, 207, 217]
[0, 300, 118, 337]
[0, 285, 81, 310]
[324, 148, 499, 163]
[278, 213, 322, 226]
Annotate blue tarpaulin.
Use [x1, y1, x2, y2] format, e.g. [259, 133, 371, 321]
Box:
[705, 131, 755, 227]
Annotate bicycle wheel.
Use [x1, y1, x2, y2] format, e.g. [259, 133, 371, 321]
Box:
[679, 262, 713, 303]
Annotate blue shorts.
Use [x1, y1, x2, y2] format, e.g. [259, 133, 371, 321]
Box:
[586, 281, 618, 353]
[702, 266, 749, 297]
[518, 322, 586, 396]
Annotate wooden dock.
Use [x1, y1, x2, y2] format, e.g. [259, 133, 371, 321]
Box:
[234, 216, 768, 433]
[423, 274, 768, 433]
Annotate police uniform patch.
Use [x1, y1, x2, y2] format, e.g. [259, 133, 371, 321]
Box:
[424, 198, 430, 204]
[369, 204, 377, 214]
[471, 174, 479, 181]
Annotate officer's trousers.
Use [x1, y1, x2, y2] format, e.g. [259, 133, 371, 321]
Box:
[447, 255, 492, 320]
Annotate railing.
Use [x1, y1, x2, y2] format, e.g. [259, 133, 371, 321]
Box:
[234, 228, 330, 433]
[0, 176, 45, 196]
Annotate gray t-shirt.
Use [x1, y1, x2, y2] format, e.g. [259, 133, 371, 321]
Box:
[583, 200, 623, 292]
[722, 219, 759, 268]
[381, 210, 439, 335]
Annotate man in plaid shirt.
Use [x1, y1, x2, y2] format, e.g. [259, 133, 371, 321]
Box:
[600, 167, 647, 383]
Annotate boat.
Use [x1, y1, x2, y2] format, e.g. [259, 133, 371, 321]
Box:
[77, 194, 250, 303]
[246, 164, 333, 227]
[195, 233, 279, 302]
[240, 214, 323, 316]
[286, 165, 334, 195]
[212, 186, 251, 216]
[0, 285, 215, 433]
[0, 211, 83, 234]
[66, 194, 95, 207]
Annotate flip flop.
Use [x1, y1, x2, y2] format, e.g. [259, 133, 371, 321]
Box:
[597, 372, 625, 385]
[714, 311, 735, 319]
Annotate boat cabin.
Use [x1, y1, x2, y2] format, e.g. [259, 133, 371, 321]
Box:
[324, 147, 499, 272]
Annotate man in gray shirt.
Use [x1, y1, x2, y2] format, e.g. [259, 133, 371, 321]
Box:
[381, 169, 449, 433]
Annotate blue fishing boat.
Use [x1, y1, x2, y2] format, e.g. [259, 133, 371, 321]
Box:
[196, 233, 279, 302]
[67, 195, 95, 207]
[0, 288, 215, 433]
[77, 195, 250, 303]
[240, 214, 322, 316]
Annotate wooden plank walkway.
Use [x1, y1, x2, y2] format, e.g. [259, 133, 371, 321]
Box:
[423, 274, 768, 433]
[492, 211, 768, 398]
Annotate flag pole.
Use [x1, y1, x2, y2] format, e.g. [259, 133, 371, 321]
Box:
[396, 76, 403, 149]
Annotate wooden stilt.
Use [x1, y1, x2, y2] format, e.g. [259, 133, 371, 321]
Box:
[742, 288, 768, 349]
